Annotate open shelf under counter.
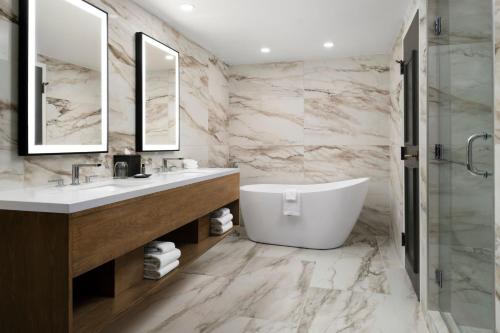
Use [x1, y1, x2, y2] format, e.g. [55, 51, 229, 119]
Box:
[73, 230, 235, 333]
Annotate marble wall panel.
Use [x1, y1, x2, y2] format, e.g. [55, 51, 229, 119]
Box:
[229, 95, 304, 147]
[304, 56, 391, 146]
[229, 57, 393, 233]
[144, 69, 176, 145]
[229, 145, 304, 185]
[0, 0, 230, 188]
[37, 54, 102, 145]
[0, 3, 23, 190]
[229, 62, 303, 100]
[208, 57, 230, 146]
[229, 62, 304, 147]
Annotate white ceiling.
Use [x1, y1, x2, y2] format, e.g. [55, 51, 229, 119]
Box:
[134, 0, 411, 65]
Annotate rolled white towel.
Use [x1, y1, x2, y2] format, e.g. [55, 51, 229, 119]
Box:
[144, 241, 175, 255]
[211, 221, 233, 235]
[212, 207, 230, 218]
[183, 159, 199, 169]
[211, 213, 233, 226]
[144, 248, 181, 270]
[144, 260, 179, 280]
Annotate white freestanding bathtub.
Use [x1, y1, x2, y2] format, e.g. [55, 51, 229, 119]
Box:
[240, 178, 369, 249]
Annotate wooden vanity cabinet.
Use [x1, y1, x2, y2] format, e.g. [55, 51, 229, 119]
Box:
[0, 173, 239, 333]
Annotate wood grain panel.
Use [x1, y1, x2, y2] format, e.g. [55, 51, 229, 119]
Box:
[114, 247, 144, 295]
[228, 199, 240, 225]
[0, 211, 71, 333]
[70, 174, 239, 277]
[197, 215, 210, 242]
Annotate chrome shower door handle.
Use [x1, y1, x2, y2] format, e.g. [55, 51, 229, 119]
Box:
[466, 132, 491, 178]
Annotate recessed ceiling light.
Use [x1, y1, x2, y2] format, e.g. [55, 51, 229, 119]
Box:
[180, 3, 195, 12]
[165, 55, 175, 60]
[323, 41, 335, 49]
[260, 47, 271, 54]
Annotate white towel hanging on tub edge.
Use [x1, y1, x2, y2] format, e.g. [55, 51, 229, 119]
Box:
[283, 189, 301, 216]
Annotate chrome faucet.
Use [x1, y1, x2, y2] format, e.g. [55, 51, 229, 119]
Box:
[71, 163, 102, 185]
[162, 158, 183, 172]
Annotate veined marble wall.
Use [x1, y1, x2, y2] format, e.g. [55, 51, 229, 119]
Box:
[229, 56, 392, 234]
[0, 0, 229, 189]
[145, 68, 177, 145]
[38, 54, 102, 145]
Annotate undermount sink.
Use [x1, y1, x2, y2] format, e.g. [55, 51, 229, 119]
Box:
[49, 179, 149, 194]
[77, 184, 126, 194]
[160, 169, 218, 177]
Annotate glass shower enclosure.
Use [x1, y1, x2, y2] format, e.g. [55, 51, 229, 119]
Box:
[427, 0, 495, 331]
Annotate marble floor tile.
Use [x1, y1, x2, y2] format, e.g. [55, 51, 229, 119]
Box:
[182, 236, 257, 278]
[252, 242, 341, 262]
[104, 230, 427, 333]
[211, 317, 298, 333]
[309, 243, 389, 295]
[224, 256, 315, 323]
[101, 273, 232, 333]
[299, 287, 427, 333]
[376, 236, 403, 269]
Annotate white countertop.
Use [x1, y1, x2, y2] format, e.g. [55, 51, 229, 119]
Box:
[0, 168, 239, 214]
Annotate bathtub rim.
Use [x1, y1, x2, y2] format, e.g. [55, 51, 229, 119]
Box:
[240, 177, 370, 194]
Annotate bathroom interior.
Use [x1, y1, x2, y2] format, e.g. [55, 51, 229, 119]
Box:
[0, 0, 498, 332]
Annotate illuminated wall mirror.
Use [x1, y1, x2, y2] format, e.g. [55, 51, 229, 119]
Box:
[136, 32, 180, 152]
[18, 0, 108, 155]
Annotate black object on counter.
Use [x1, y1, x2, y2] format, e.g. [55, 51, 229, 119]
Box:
[133, 173, 152, 178]
[113, 155, 141, 177]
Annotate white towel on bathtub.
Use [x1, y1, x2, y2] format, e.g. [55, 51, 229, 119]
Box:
[283, 189, 301, 216]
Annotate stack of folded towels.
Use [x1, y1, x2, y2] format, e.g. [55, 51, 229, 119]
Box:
[210, 207, 234, 235]
[144, 241, 181, 280]
[183, 159, 199, 169]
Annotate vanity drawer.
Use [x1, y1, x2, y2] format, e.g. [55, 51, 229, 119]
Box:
[70, 173, 239, 277]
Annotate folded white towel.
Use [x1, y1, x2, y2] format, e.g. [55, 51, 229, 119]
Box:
[211, 213, 233, 226]
[144, 260, 179, 280]
[212, 207, 230, 218]
[144, 241, 175, 255]
[283, 190, 301, 216]
[211, 221, 233, 235]
[284, 189, 298, 201]
[144, 248, 181, 269]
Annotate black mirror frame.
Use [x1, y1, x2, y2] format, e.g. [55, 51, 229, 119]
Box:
[135, 32, 180, 152]
[18, 0, 109, 156]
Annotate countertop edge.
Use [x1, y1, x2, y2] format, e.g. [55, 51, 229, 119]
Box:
[0, 169, 240, 215]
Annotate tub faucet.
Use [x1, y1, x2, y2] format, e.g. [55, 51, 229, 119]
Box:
[71, 163, 102, 185]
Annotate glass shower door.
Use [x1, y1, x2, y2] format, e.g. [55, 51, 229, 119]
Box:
[427, 0, 495, 331]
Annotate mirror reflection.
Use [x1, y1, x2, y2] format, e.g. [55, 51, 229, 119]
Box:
[136, 33, 180, 152]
